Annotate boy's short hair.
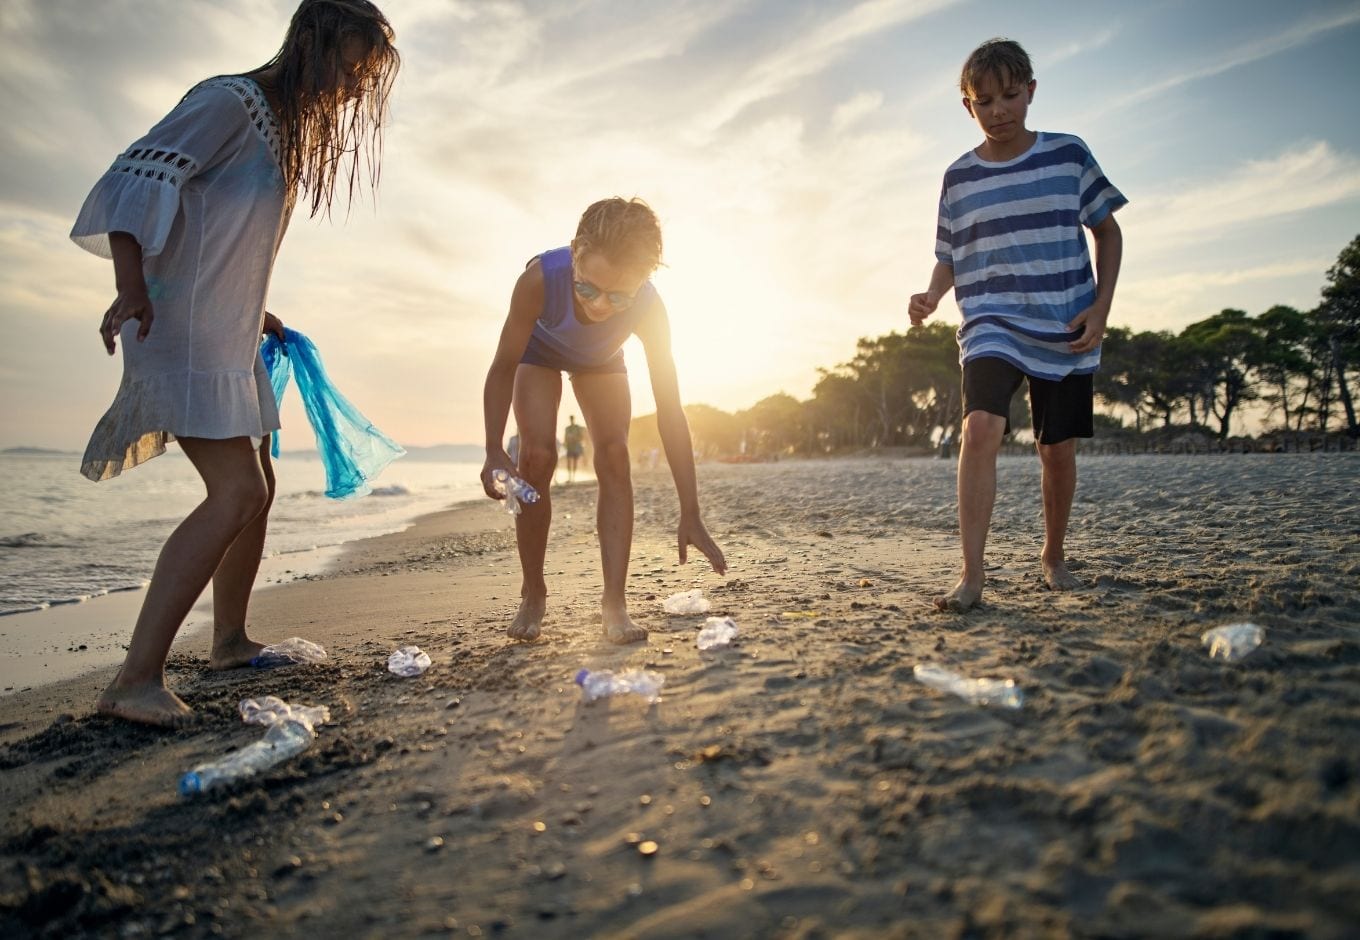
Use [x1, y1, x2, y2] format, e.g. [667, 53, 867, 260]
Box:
[572, 197, 663, 273]
[959, 38, 1033, 97]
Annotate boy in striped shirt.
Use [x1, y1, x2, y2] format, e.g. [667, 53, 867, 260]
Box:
[909, 38, 1126, 612]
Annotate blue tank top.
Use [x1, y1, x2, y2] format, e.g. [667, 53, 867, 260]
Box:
[527, 247, 661, 369]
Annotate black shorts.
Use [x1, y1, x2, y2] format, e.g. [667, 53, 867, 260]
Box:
[520, 334, 627, 377]
[962, 356, 1093, 445]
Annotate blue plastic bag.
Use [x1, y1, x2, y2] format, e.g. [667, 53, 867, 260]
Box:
[260, 328, 404, 499]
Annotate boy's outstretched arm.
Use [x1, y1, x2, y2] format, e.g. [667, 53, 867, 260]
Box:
[480, 264, 544, 500]
[1069, 214, 1123, 353]
[638, 303, 728, 575]
[909, 261, 954, 326]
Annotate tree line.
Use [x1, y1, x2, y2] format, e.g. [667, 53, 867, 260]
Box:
[631, 235, 1360, 457]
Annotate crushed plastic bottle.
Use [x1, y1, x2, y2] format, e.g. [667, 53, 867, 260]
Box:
[239, 696, 330, 730]
[388, 646, 432, 677]
[251, 637, 328, 668]
[697, 616, 738, 650]
[662, 589, 711, 615]
[179, 697, 330, 796]
[1201, 622, 1265, 662]
[492, 469, 540, 517]
[574, 667, 665, 703]
[913, 664, 1023, 709]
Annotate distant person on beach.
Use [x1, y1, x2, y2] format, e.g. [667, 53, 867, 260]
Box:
[563, 415, 585, 482]
[908, 38, 1125, 611]
[69, 0, 399, 726]
[481, 198, 727, 644]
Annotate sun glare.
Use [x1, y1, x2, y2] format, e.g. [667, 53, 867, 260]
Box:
[644, 227, 792, 415]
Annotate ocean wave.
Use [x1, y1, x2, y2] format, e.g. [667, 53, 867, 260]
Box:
[0, 602, 51, 616]
[0, 533, 71, 549]
[277, 489, 329, 501]
[278, 483, 411, 500]
[367, 484, 411, 497]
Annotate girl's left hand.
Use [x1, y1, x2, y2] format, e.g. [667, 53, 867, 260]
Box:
[678, 515, 727, 575]
[262, 311, 286, 341]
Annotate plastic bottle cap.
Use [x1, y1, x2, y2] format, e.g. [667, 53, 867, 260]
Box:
[574, 668, 590, 685]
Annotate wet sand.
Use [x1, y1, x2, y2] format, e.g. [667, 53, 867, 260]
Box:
[2, 454, 1358, 938]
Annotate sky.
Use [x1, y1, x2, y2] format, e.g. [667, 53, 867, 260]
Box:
[2, 0, 1359, 451]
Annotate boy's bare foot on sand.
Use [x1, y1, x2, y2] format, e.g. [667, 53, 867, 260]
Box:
[97, 679, 194, 728]
[1042, 559, 1082, 591]
[603, 603, 647, 644]
[933, 575, 983, 612]
[208, 635, 266, 670]
[509, 595, 547, 642]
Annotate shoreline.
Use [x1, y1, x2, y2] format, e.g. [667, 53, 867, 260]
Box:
[0, 499, 473, 699]
[2, 456, 1357, 937]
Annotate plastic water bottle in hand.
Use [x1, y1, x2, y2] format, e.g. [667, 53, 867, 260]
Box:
[913, 664, 1023, 709]
[1201, 623, 1264, 661]
[251, 637, 328, 668]
[697, 616, 738, 650]
[179, 697, 330, 795]
[492, 469, 540, 517]
[662, 589, 711, 615]
[575, 668, 665, 703]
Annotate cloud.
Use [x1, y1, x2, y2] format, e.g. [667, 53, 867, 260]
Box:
[1042, 28, 1118, 69]
[1099, 6, 1360, 114]
[832, 90, 885, 134]
[1123, 141, 1360, 248]
[694, 0, 957, 134]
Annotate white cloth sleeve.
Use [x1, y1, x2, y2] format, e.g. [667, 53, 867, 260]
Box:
[70, 84, 246, 259]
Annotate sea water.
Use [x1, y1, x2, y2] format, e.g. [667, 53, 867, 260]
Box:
[0, 451, 485, 616]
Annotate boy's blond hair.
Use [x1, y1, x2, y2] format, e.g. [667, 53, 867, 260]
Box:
[572, 198, 663, 274]
[959, 38, 1033, 97]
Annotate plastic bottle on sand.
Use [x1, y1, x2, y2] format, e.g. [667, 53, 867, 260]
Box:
[388, 646, 432, 677]
[179, 720, 316, 795]
[662, 589, 711, 615]
[574, 668, 665, 703]
[913, 664, 1023, 709]
[251, 637, 328, 668]
[697, 616, 738, 650]
[179, 697, 329, 795]
[1201, 623, 1265, 661]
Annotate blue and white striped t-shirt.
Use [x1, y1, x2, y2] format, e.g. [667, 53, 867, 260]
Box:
[934, 132, 1126, 379]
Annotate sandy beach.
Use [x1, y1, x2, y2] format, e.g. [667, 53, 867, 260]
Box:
[2, 454, 1358, 938]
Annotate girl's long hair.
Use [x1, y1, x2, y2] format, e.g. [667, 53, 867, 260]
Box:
[252, 0, 399, 218]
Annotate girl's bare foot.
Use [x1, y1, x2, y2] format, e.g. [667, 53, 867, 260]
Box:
[96, 680, 194, 728]
[933, 575, 983, 612]
[1042, 559, 1081, 591]
[209, 634, 266, 670]
[603, 603, 647, 644]
[509, 596, 547, 641]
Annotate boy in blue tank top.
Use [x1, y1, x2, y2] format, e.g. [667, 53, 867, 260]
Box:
[481, 198, 727, 644]
[909, 38, 1126, 612]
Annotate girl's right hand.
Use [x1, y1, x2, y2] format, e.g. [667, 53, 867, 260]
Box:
[480, 451, 516, 500]
[100, 288, 155, 355]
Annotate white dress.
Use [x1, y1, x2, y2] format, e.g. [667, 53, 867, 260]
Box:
[71, 76, 292, 481]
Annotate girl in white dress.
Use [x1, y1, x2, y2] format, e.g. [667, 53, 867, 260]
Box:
[70, 0, 399, 726]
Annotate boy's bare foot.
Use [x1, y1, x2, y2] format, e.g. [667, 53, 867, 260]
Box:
[933, 576, 983, 612]
[603, 604, 647, 644]
[1042, 560, 1082, 591]
[97, 681, 194, 728]
[209, 635, 266, 670]
[509, 596, 547, 642]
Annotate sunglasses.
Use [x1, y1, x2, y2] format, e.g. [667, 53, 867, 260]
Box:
[573, 276, 640, 312]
